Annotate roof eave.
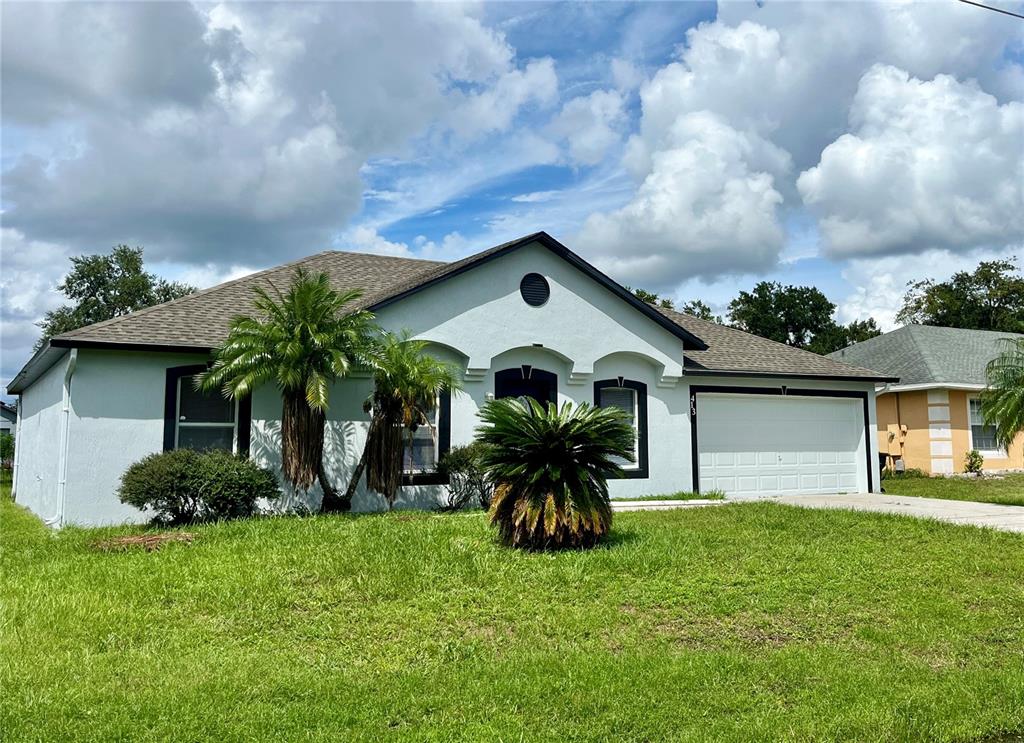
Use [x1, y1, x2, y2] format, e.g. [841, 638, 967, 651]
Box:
[683, 368, 900, 384]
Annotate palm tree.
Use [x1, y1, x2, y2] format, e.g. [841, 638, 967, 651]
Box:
[982, 337, 1024, 451]
[342, 332, 462, 509]
[200, 268, 377, 512]
[475, 397, 635, 550]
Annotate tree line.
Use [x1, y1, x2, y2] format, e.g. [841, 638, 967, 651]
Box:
[631, 257, 1024, 355]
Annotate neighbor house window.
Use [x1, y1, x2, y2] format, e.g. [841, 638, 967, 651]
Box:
[594, 379, 648, 479]
[401, 389, 451, 485]
[968, 396, 1001, 455]
[163, 365, 251, 455]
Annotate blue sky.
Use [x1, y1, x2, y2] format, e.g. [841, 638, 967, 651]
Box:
[1, 1, 1022, 393]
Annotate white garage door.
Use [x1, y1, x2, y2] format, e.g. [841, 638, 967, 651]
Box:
[696, 394, 866, 495]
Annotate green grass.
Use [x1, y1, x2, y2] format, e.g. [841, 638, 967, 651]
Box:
[2, 499, 1024, 741]
[884, 472, 1024, 507]
[625, 489, 725, 501]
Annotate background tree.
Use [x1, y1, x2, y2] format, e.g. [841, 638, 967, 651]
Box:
[981, 338, 1024, 452]
[728, 282, 880, 354]
[200, 269, 376, 512]
[896, 258, 1024, 332]
[342, 332, 462, 510]
[680, 299, 724, 324]
[628, 287, 674, 309]
[37, 245, 195, 349]
[727, 282, 836, 348]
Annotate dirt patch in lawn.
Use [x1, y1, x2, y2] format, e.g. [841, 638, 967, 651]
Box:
[92, 532, 195, 552]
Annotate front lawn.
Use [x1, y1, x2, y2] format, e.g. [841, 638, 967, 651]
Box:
[2, 499, 1023, 741]
[884, 472, 1024, 507]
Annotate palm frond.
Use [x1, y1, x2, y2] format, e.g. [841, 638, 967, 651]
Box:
[981, 338, 1024, 451]
[476, 397, 633, 550]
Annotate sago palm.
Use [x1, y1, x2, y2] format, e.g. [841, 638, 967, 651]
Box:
[343, 331, 462, 509]
[476, 398, 635, 550]
[200, 268, 377, 512]
[981, 337, 1024, 451]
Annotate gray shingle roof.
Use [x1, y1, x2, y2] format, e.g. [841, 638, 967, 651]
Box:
[31, 232, 888, 383]
[827, 325, 1023, 385]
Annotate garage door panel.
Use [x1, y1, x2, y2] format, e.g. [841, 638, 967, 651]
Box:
[697, 394, 866, 495]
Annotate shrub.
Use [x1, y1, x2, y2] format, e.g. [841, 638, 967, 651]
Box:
[192, 449, 280, 521]
[437, 442, 493, 511]
[964, 449, 984, 474]
[475, 398, 634, 551]
[118, 449, 279, 525]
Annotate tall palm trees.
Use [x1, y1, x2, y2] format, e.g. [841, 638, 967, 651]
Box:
[200, 269, 376, 512]
[982, 337, 1024, 451]
[342, 332, 462, 509]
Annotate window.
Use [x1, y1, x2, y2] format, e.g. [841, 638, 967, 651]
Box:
[404, 399, 439, 474]
[163, 365, 251, 455]
[176, 376, 236, 451]
[968, 396, 1002, 455]
[401, 389, 451, 485]
[594, 379, 648, 479]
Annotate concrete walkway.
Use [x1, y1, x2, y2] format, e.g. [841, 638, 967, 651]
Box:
[612, 498, 725, 512]
[612, 493, 1024, 533]
[772, 493, 1024, 534]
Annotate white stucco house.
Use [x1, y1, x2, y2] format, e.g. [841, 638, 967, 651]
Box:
[8, 232, 894, 526]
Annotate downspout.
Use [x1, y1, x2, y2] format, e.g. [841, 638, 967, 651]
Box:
[53, 349, 78, 528]
[11, 398, 23, 499]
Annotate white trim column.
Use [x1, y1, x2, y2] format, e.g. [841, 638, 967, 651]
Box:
[927, 389, 953, 474]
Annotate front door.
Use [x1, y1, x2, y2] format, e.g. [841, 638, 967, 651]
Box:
[494, 366, 557, 405]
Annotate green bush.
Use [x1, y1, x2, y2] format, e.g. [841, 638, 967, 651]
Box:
[192, 449, 280, 521]
[0, 432, 14, 467]
[118, 449, 279, 525]
[437, 442, 493, 511]
[964, 449, 984, 474]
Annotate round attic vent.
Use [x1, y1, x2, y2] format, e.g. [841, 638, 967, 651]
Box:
[520, 273, 550, 307]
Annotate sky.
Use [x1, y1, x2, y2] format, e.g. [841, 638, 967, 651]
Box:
[1, 0, 1023, 395]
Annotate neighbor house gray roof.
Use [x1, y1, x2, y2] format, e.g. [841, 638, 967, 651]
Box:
[827, 325, 1023, 386]
[8, 232, 891, 393]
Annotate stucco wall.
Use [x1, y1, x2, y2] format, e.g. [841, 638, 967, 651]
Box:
[876, 388, 1024, 474]
[12, 352, 68, 525]
[61, 349, 212, 525]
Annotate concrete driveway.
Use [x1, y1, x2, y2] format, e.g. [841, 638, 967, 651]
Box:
[612, 493, 1024, 534]
[772, 493, 1024, 534]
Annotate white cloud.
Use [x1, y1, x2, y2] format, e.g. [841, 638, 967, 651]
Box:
[799, 65, 1024, 259]
[448, 58, 558, 140]
[574, 1, 1022, 290]
[577, 112, 787, 287]
[610, 58, 643, 92]
[511, 190, 561, 203]
[549, 89, 626, 166]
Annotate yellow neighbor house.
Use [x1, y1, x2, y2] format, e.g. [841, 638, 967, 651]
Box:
[830, 325, 1024, 475]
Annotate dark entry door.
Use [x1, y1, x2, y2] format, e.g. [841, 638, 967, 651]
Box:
[494, 367, 557, 405]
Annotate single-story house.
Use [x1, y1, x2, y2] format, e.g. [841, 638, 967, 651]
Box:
[9, 232, 892, 526]
[0, 401, 15, 435]
[829, 325, 1024, 474]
